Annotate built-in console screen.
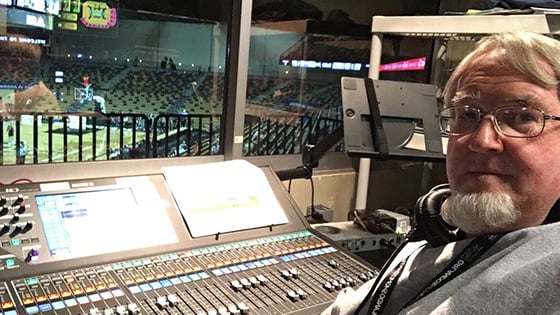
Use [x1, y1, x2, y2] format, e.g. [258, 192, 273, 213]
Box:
[35, 187, 178, 258]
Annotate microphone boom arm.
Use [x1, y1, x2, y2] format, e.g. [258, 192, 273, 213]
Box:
[275, 125, 344, 181]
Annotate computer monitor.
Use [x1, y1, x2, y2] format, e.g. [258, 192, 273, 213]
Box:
[340, 77, 446, 162]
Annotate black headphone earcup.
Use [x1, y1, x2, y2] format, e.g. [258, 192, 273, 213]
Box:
[414, 184, 460, 247]
[543, 198, 560, 224]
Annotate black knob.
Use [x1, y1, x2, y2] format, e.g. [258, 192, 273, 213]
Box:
[0, 196, 6, 206]
[9, 225, 22, 238]
[0, 206, 8, 216]
[15, 203, 26, 214]
[0, 223, 9, 236]
[10, 213, 19, 224]
[22, 221, 33, 233]
[12, 194, 24, 206]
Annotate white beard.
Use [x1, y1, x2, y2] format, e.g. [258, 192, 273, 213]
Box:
[440, 192, 521, 235]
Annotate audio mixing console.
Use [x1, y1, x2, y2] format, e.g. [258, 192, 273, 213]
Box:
[0, 160, 377, 315]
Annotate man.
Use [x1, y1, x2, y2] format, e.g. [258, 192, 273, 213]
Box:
[16, 141, 28, 165]
[322, 32, 560, 314]
[6, 122, 14, 147]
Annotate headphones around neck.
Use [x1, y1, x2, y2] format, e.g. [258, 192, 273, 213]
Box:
[411, 183, 464, 247]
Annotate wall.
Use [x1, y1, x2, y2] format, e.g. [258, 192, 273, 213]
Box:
[284, 159, 447, 223]
[284, 169, 357, 222]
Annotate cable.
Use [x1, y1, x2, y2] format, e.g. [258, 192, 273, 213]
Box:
[287, 178, 293, 193]
[11, 178, 33, 184]
[303, 177, 313, 220]
[379, 222, 396, 234]
[309, 176, 315, 215]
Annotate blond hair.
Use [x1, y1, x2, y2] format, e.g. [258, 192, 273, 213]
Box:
[443, 32, 560, 106]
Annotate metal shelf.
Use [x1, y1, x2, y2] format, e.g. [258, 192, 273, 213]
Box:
[371, 14, 560, 37]
[368, 14, 560, 78]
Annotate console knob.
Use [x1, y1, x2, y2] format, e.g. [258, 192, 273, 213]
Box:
[0, 196, 6, 206]
[12, 194, 24, 206]
[0, 223, 9, 236]
[16, 202, 26, 214]
[25, 248, 39, 263]
[22, 221, 33, 233]
[10, 225, 22, 237]
[10, 214, 19, 224]
[0, 206, 8, 216]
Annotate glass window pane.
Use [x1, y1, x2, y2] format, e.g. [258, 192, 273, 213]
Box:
[245, 21, 370, 156]
[0, 0, 232, 165]
[245, 2, 438, 157]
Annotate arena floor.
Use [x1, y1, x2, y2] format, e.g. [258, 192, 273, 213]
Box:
[2, 120, 146, 165]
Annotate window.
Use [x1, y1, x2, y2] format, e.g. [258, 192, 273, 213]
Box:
[244, 0, 438, 157]
[0, 0, 233, 164]
[245, 20, 370, 156]
[0, 0, 442, 165]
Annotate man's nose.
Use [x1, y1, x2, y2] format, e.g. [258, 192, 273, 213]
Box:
[467, 117, 504, 153]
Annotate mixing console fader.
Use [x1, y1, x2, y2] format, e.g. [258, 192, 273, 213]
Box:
[0, 160, 378, 314]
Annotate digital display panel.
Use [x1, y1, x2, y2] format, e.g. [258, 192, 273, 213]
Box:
[35, 187, 179, 258]
[1, 6, 53, 30]
[379, 37, 434, 84]
[15, 0, 46, 13]
[379, 57, 427, 72]
[45, 0, 60, 14]
[12, 0, 59, 15]
[55, 0, 119, 36]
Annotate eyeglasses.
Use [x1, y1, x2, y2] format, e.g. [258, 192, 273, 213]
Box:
[439, 105, 560, 138]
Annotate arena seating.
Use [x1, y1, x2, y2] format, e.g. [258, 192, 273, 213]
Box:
[0, 55, 346, 164]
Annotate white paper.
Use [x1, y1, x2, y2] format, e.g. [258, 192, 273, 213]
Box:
[531, 6, 560, 14]
[162, 160, 288, 237]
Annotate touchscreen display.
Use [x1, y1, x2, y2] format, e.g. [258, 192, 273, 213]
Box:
[35, 187, 178, 258]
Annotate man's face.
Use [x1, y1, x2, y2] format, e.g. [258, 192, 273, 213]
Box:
[446, 60, 560, 230]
